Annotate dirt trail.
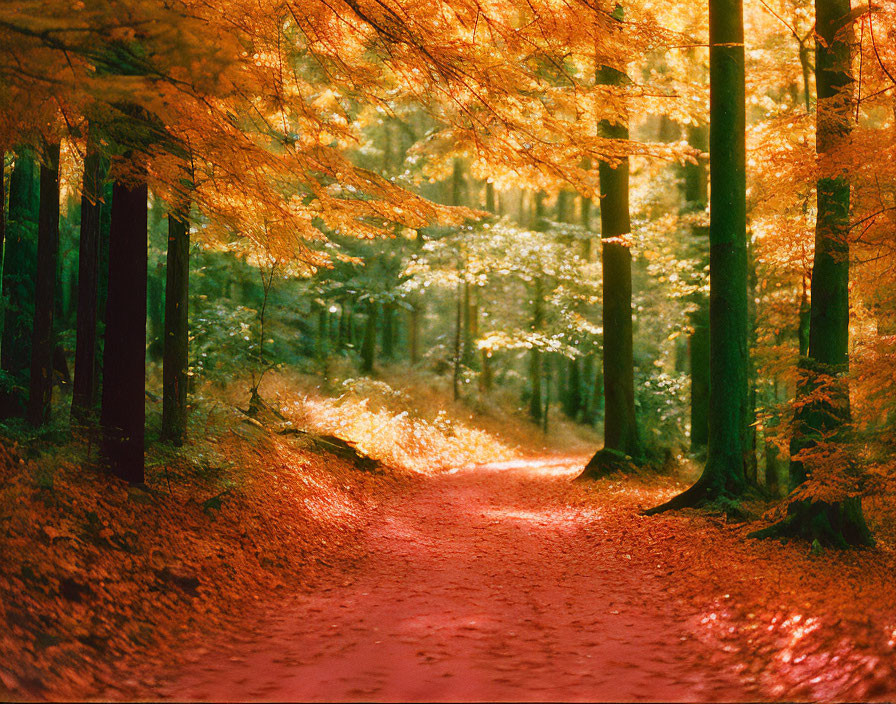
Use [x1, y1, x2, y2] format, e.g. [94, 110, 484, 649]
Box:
[165, 458, 755, 702]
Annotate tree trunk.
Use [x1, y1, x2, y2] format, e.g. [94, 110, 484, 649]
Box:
[758, 0, 872, 546]
[542, 353, 552, 433]
[683, 124, 710, 452]
[581, 166, 595, 261]
[689, 307, 710, 450]
[528, 279, 544, 423]
[101, 172, 148, 484]
[528, 348, 542, 423]
[645, 0, 749, 511]
[27, 143, 61, 427]
[0, 152, 5, 365]
[798, 281, 811, 356]
[408, 304, 420, 364]
[360, 300, 377, 374]
[485, 182, 496, 214]
[461, 282, 477, 367]
[72, 137, 106, 424]
[381, 301, 395, 360]
[562, 357, 583, 420]
[581, 56, 643, 478]
[161, 207, 190, 445]
[95, 179, 113, 395]
[316, 302, 329, 362]
[453, 282, 462, 400]
[480, 349, 494, 391]
[0, 151, 39, 418]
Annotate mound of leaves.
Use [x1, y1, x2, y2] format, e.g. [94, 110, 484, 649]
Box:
[0, 415, 401, 700]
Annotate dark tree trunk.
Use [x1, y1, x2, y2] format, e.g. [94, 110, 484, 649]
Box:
[556, 190, 573, 223]
[562, 357, 583, 420]
[453, 282, 462, 400]
[316, 303, 329, 362]
[798, 282, 810, 356]
[528, 279, 544, 423]
[581, 173, 595, 261]
[683, 124, 710, 452]
[161, 207, 190, 445]
[337, 301, 351, 351]
[461, 282, 477, 368]
[528, 349, 542, 423]
[381, 301, 395, 360]
[27, 143, 61, 427]
[0, 152, 5, 362]
[581, 57, 642, 478]
[756, 0, 872, 546]
[542, 353, 552, 433]
[360, 300, 377, 374]
[480, 349, 494, 391]
[645, 0, 749, 511]
[689, 307, 710, 450]
[72, 138, 107, 424]
[94, 179, 113, 401]
[408, 304, 420, 364]
[101, 173, 148, 484]
[582, 354, 603, 425]
[485, 182, 496, 214]
[599, 176, 641, 462]
[0, 151, 39, 418]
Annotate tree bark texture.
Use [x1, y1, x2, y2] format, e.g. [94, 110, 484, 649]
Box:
[72, 137, 106, 423]
[161, 208, 190, 445]
[27, 143, 61, 427]
[101, 173, 148, 484]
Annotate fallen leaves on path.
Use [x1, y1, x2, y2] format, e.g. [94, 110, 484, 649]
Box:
[161, 457, 896, 702]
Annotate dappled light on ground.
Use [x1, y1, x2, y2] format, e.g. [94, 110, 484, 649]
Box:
[160, 453, 896, 702]
[162, 456, 846, 703]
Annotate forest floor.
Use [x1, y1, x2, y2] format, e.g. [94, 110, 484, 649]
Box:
[2, 369, 896, 702]
[156, 456, 896, 703]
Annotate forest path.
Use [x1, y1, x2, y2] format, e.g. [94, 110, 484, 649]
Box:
[165, 457, 754, 702]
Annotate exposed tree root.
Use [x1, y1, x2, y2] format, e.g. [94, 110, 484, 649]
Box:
[575, 448, 637, 481]
[237, 395, 384, 474]
[748, 497, 874, 548]
[641, 475, 710, 515]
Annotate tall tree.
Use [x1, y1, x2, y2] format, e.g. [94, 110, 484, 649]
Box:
[645, 0, 750, 511]
[360, 299, 377, 374]
[0, 151, 5, 361]
[100, 167, 148, 484]
[580, 9, 643, 477]
[528, 277, 544, 423]
[160, 202, 190, 445]
[71, 134, 107, 424]
[26, 142, 61, 426]
[0, 151, 39, 418]
[683, 125, 710, 452]
[753, 0, 872, 546]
